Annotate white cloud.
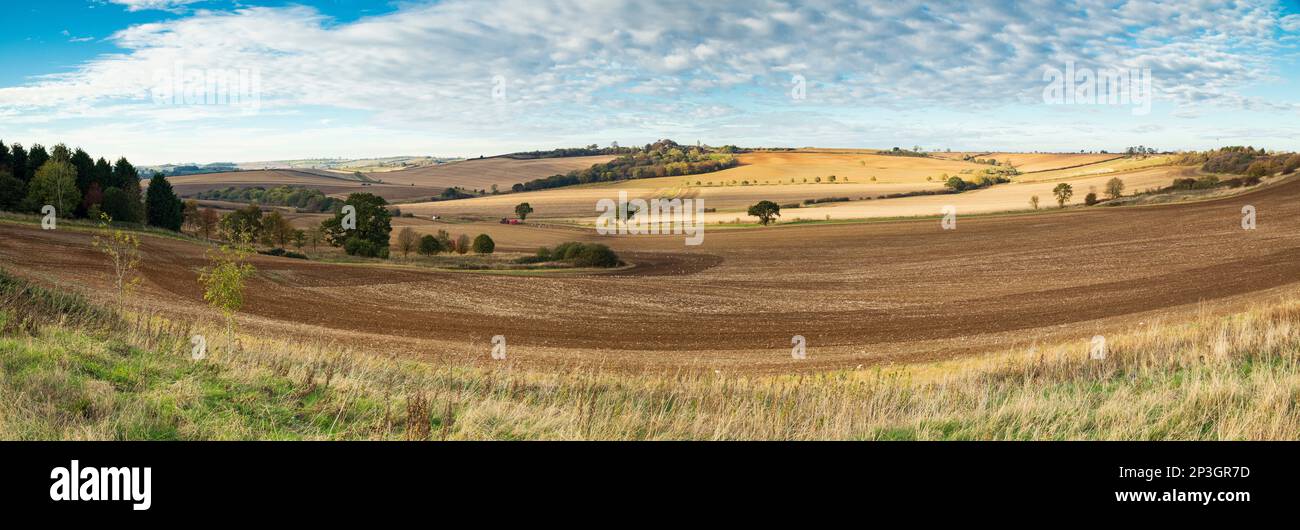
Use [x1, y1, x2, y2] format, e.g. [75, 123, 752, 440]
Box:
[107, 0, 201, 12]
[2, 0, 1298, 161]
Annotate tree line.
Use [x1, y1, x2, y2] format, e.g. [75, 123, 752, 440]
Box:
[195, 185, 343, 212]
[1176, 146, 1300, 177]
[0, 139, 183, 230]
[512, 139, 740, 192]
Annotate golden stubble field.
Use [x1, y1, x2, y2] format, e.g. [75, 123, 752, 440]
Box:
[398, 151, 1193, 224]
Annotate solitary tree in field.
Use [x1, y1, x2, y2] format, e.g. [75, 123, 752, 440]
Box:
[1030, 195, 1040, 210]
[515, 202, 533, 220]
[92, 213, 142, 312]
[1053, 183, 1074, 208]
[747, 200, 781, 226]
[396, 227, 418, 258]
[1105, 177, 1125, 199]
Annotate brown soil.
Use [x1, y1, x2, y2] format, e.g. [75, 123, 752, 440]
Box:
[4, 176, 1298, 374]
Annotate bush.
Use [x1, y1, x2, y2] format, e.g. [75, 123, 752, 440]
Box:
[417, 234, 444, 256]
[344, 237, 388, 258]
[516, 242, 622, 268]
[1246, 160, 1271, 178]
[1284, 155, 1300, 175]
[1084, 192, 1098, 206]
[258, 248, 307, 260]
[572, 244, 620, 268]
[803, 197, 849, 205]
[472, 234, 495, 254]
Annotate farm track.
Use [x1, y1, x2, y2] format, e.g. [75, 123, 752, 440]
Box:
[4, 176, 1300, 373]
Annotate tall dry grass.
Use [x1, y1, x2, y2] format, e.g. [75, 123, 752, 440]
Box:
[3, 269, 1300, 440]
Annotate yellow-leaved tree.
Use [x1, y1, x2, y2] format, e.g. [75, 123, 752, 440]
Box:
[199, 235, 256, 346]
[91, 213, 142, 312]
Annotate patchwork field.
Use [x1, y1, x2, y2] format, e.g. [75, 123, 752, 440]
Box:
[398, 151, 1192, 224]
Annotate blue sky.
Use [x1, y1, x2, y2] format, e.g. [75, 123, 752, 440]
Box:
[1, 0, 1298, 164]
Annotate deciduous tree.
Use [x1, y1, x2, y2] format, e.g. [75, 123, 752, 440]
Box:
[747, 200, 781, 225]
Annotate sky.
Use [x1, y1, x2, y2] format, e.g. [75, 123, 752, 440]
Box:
[1, 0, 1298, 165]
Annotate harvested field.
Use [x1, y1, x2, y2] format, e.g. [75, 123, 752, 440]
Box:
[5, 173, 1299, 374]
[402, 160, 1192, 224]
[985, 152, 1122, 172]
[367, 155, 618, 192]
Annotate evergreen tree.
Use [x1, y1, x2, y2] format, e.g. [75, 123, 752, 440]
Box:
[112, 157, 138, 190]
[0, 140, 10, 172]
[93, 157, 112, 189]
[70, 148, 94, 193]
[10, 144, 28, 182]
[113, 157, 144, 221]
[145, 173, 184, 231]
[100, 187, 135, 222]
[27, 144, 49, 180]
[0, 170, 23, 210]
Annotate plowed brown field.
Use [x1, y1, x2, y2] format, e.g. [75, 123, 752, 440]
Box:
[5, 176, 1298, 374]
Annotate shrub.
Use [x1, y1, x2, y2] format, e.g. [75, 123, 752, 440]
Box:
[344, 237, 388, 258]
[1246, 160, 1271, 178]
[803, 197, 850, 205]
[1284, 155, 1300, 175]
[517, 242, 622, 268]
[417, 234, 444, 256]
[472, 234, 495, 254]
[572, 244, 621, 268]
[1195, 175, 1221, 189]
[1084, 192, 1098, 206]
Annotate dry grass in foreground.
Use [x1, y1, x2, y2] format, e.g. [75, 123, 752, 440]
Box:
[2, 269, 1298, 440]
